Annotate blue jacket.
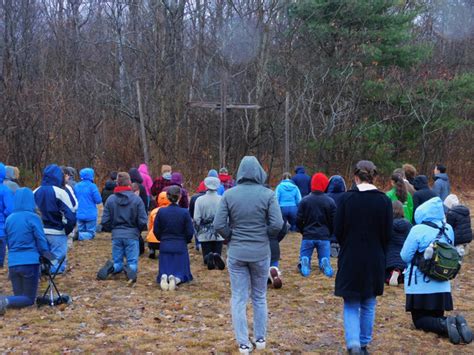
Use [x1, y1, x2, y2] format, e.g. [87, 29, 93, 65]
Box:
[292, 166, 311, 197]
[400, 197, 454, 295]
[74, 168, 102, 221]
[326, 175, 347, 207]
[5, 188, 50, 267]
[0, 163, 14, 238]
[153, 204, 195, 250]
[276, 179, 302, 207]
[34, 164, 76, 235]
[432, 173, 450, 202]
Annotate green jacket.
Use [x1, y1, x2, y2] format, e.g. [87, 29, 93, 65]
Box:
[386, 188, 414, 223]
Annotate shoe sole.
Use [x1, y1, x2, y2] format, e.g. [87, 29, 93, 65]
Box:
[269, 268, 282, 289]
[456, 315, 473, 344]
[447, 316, 462, 344]
[255, 341, 266, 350]
[301, 257, 310, 277]
[168, 276, 176, 291]
[389, 272, 399, 286]
[213, 254, 226, 270]
[320, 258, 333, 278]
[97, 261, 114, 280]
[160, 277, 169, 291]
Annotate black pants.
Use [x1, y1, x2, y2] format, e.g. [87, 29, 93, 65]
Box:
[201, 241, 223, 264]
[411, 310, 446, 335]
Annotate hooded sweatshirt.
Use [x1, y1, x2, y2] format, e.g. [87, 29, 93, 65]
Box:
[401, 197, 454, 294]
[326, 175, 347, 207]
[214, 156, 283, 262]
[194, 186, 223, 243]
[138, 164, 153, 196]
[197, 169, 225, 195]
[101, 180, 117, 204]
[0, 163, 14, 238]
[34, 164, 76, 235]
[386, 217, 412, 270]
[292, 166, 311, 197]
[432, 173, 450, 202]
[218, 173, 235, 190]
[275, 179, 302, 207]
[446, 204, 472, 245]
[4, 166, 20, 193]
[146, 192, 171, 244]
[413, 175, 437, 213]
[101, 187, 148, 240]
[5, 188, 50, 267]
[74, 168, 102, 221]
[129, 168, 148, 209]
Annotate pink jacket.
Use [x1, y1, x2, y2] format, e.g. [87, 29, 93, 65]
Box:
[138, 164, 153, 196]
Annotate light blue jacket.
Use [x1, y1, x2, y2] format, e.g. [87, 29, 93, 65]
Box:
[400, 197, 454, 295]
[276, 180, 302, 207]
[74, 168, 102, 221]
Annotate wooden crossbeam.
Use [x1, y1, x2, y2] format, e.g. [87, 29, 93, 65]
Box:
[188, 101, 261, 110]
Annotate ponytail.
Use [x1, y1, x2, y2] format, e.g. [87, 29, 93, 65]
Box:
[392, 174, 407, 203]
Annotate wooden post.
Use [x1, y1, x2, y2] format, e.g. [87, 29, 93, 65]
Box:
[219, 71, 228, 168]
[284, 91, 290, 172]
[136, 81, 150, 165]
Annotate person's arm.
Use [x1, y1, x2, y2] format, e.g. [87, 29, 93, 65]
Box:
[214, 196, 231, 240]
[180, 191, 190, 209]
[3, 188, 14, 217]
[295, 188, 302, 205]
[296, 199, 305, 233]
[267, 193, 284, 237]
[275, 185, 281, 204]
[57, 190, 76, 236]
[137, 199, 148, 232]
[92, 184, 102, 205]
[31, 214, 50, 255]
[193, 198, 202, 227]
[432, 180, 441, 197]
[400, 227, 419, 264]
[184, 212, 195, 243]
[407, 194, 414, 223]
[328, 199, 336, 236]
[101, 200, 112, 232]
[334, 197, 346, 245]
[153, 210, 162, 240]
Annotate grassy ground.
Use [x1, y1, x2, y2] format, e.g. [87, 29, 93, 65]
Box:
[0, 196, 474, 354]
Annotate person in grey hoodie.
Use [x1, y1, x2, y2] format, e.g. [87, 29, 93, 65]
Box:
[214, 156, 283, 354]
[97, 172, 148, 284]
[432, 164, 450, 202]
[4, 166, 20, 194]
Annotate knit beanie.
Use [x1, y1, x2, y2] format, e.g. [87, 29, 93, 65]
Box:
[311, 173, 329, 192]
[444, 194, 460, 210]
[117, 172, 131, 186]
[208, 169, 218, 177]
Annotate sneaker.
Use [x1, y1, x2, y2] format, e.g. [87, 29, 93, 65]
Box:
[124, 265, 137, 284]
[160, 274, 169, 291]
[213, 253, 226, 270]
[455, 315, 473, 344]
[207, 253, 216, 270]
[239, 343, 254, 354]
[389, 270, 400, 286]
[97, 260, 114, 280]
[446, 316, 462, 344]
[348, 347, 362, 354]
[0, 297, 8, 316]
[320, 257, 334, 277]
[269, 267, 282, 289]
[361, 346, 369, 355]
[254, 338, 266, 350]
[168, 275, 176, 291]
[300, 256, 311, 277]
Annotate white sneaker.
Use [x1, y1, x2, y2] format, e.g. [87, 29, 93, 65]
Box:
[389, 270, 400, 286]
[239, 343, 254, 354]
[254, 338, 266, 350]
[168, 275, 176, 291]
[160, 274, 169, 291]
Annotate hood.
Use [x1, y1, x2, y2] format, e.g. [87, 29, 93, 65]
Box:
[219, 173, 233, 183]
[208, 169, 218, 178]
[327, 175, 346, 193]
[138, 164, 150, 177]
[5, 166, 16, 181]
[13, 187, 36, 212]
[170, 172, 183, 185]
[311, 173, 329, 192]
[434, 173, 449, 182]
[414, 175, 429, 190]
[42, 164, 64, 187]
[80, 168, 95, 182]
[67, 167, 77, 179]
[414, 197, 445, 224]
[236, 156, 267, 185]
[451, 205, 469, 217]
[393, 218, 411, 234]
[279, 179, 298, 191]
[129, 168, 143, 184]
[295, 166, 306, 174]
[105, 180, 116, 190]
[115, 190, 135, 206]
[0, 163, 5, 182]
[444, 194, 459, 210]
[158, 191, 171, 208]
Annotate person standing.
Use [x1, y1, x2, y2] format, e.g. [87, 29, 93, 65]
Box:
[214, 156, 283, 354]
[334, 160, 392, 354]
[151, 165, 173, 197]
[291, 166, 311, 197]
[138, 163, 153, 197]
[74, 168, 102, 240]
[218, 167, 235, 191]
[432, 164, 450, 202]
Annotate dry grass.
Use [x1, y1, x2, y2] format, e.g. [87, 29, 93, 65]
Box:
[1, 197, 474, 354]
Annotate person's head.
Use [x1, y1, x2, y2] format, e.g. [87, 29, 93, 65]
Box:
[208, 169, 218, 178]
[434, 164, 446, 175]
[391, 173, 407, 203]
[392, 200, 405, 219]
[444, 194, 460, 210]
[402, 164, 417, 181]
[157, 191, 171, 207]
[80, 168, 95, 182]
[204, 176, 220, 191]
[311, 173, 329, 192]
[392, 168, 406, 179]
[219, 167, 229, 175]
[131, 182, 140, 195]
[117, 172, 131, 187]
[167, 185, 181, 204]
[42, 164, 64, 187]
[13, 166, 20, 180]
[61, 166, 70, 183]
[353, 160, 377, 185]
[282, 172, 292, 180]
[110, 171, 118, 181]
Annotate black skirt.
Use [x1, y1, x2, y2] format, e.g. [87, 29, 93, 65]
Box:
[406, 292, 453, 312]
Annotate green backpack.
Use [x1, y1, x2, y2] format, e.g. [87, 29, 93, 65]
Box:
[408, 221, 462, 286]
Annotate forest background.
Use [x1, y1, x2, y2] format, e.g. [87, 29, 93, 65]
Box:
[1, 0, 473, 187]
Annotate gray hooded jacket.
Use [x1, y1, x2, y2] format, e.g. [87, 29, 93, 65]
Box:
[214, 156, 283, 262]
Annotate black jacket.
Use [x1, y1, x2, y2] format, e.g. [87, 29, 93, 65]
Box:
[447, 205, 472, 245]
[296, 192, 336, 240]
[413, 175, 437, 213]
[189, 192, 205, 218]
[101, 180, 116, 204]
[386, 218, 412, 270]
[335, 189, 393, 299]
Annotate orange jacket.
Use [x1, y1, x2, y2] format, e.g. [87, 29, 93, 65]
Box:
[146, 192, 171, 243]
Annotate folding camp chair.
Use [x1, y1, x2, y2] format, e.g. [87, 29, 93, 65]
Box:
[36, 256, 72, 307]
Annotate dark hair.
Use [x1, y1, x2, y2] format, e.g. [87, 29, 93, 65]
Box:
[392, 200, 405, 219]
[391, 173, 407, 203]
[167, 186, 181, 204]
[392, 168, 405, 179]
[435, 164, 446, 173]
[282, 172, 292, 180]
[402, 164, 417, 180]
[354, 160, 377, 184]
[110, 171, 118, 180]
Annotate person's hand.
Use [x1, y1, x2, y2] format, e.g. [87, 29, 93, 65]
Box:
[41, 251, 58, 265]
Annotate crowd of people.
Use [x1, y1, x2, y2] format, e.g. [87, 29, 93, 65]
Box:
[0, 159, 472, 354]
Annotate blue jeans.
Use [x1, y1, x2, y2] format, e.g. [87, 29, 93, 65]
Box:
[280, 206, 298, 231]
[0, 237, 5, 267]
[112, 239, 139, 273]
[78, 219, 97, 240]
[300, 239, 330, 268]
[343, 297, 377, 349]
[7, 264, 40, 308]
[228, 256, 270, 346]
[45, 234, 68, 273]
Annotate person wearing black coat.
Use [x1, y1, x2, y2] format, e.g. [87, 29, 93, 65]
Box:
[129, 168, 148, 211]
[386, 201, 412, 286]
[334, 161, 393, 354]
[445, 194, 473, 246]
[101, 172, 118, 204]
[413, 175, 437, 213]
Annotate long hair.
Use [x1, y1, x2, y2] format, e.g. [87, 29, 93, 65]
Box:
[392, 200, 405, 219]
[391, 173, 407, 203]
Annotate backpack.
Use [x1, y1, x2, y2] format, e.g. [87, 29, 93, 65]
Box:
[408, 221, 461, 286]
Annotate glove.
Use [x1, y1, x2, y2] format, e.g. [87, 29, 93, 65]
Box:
[41, 251, 58, 265]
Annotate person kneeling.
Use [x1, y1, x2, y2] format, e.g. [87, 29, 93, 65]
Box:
[97, 172, 147, 284]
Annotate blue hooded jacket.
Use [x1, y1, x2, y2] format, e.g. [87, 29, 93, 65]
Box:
[276, 179, 302, 207]
[5, 188, 50, 267]
[34, 164, 76, 235]
[291, 166, 311, 197]
[400, 197, 454, 295]
[74, 168, 102, 221]
[0, 163, 14, 238]
[326, 175, 347, 207]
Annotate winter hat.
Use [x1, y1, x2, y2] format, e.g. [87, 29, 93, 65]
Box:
[208, 169, 218, 178]
[204, 177, 220, 191]
[117, 172, 131, 186]
[444, 194, 460, 209]
[219, 167, 228, 174]
[161, 165, 172, 174]
[311, 173, 329, 192]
